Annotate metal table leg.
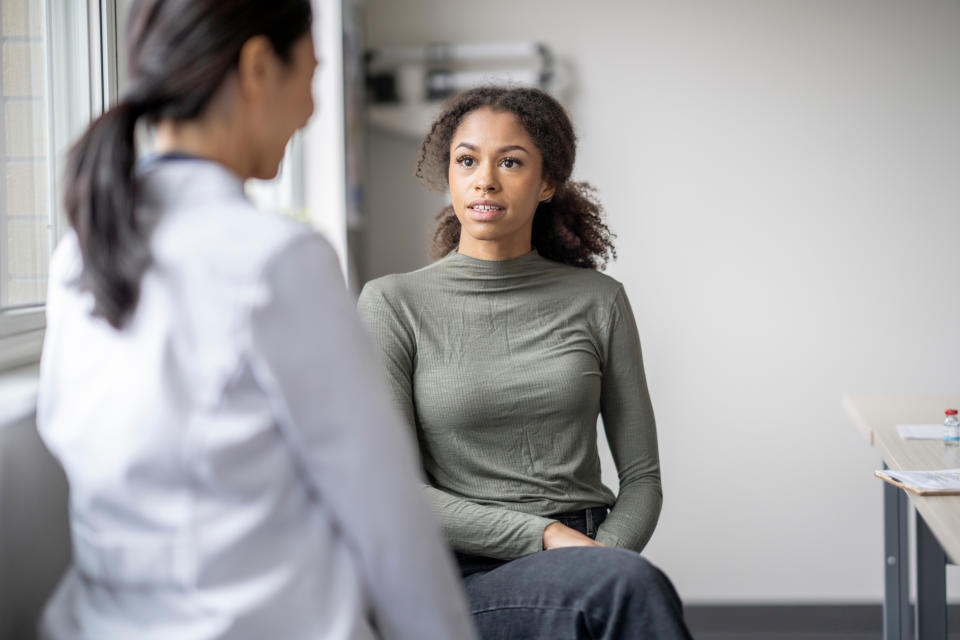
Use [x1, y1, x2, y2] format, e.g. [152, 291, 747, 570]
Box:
[883, 466, 910, 640]
[915, 511, 947, 639]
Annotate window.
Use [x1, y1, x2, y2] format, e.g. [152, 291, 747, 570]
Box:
[0, 0, 344, 372]
[0, 0, 105, 370]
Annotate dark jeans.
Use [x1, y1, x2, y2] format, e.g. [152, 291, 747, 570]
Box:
[456, 507, 693, 639]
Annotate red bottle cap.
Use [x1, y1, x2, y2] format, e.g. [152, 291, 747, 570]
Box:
[947, 409, 959, 415]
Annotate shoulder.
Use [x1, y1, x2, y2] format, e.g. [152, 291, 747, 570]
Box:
[153, 199, 317, 283]
[357, 274, 411, 329]
[137, 159, 315, 276]
[543, 258, 625, 305]
[357, 259, 446, 315]
[48, 231, 82, 286]
[358, 272, 410, 306]
[260, 231, 340, 285]
[537, 261, 639, 338]
[45, 232, 87, 319]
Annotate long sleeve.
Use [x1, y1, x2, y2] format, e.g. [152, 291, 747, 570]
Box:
[250, 234, 476, 640]
[594, 286, 663, 551]
[358, 282, 555, 560]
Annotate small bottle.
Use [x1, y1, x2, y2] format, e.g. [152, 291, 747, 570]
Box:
[944, 409, 959, 447]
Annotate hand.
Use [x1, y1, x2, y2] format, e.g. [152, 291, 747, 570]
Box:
[542, 522, 605, 550]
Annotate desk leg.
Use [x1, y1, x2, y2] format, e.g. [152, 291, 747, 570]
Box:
[883, 472, 910, 640]
[915, 511, 947, 640]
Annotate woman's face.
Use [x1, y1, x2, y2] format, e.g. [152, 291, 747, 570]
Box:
[448, 107, 555, 259]
[249, 33, 317, 179]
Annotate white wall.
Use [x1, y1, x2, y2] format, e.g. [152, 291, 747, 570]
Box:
[362, 0, 960, 603]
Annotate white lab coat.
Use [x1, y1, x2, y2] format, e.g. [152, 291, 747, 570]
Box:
[36, 158, 476, 640]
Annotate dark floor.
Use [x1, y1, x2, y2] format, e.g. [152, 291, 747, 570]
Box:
[696, 635, 883, 640]
[686, 604, 960, 639]
[695, 635, 960, 640]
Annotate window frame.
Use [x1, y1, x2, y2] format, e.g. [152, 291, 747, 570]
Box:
[0, 0, 118, 372]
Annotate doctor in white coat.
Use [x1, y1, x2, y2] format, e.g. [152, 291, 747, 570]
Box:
[36, 1, 476, 638]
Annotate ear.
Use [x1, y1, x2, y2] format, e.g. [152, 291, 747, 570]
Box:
[539, 180, 556, 203]
[235, 35, 276, 100]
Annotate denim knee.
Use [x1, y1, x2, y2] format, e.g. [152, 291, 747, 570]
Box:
[575, 549, 676, 608]
[581, 547, 656, 583]
[616, 550, 661, 588]
[582, 550, 689, 638]
[462, 547, 691, 639]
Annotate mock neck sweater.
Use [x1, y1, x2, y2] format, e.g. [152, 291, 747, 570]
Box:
[357, 250, 661, 560]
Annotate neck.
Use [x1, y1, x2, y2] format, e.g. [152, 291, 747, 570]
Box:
[154, 112, 250, 180]
[457, 232, 533, 261]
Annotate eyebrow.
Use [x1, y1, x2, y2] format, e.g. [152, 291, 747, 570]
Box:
[454, 142, 530, 154]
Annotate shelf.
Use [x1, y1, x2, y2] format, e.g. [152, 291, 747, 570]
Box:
[366, 102, 445, 139]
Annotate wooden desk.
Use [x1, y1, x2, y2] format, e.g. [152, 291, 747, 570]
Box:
[844, 395, 960, 640]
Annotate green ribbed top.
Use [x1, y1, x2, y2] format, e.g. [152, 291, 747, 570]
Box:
[357, 250, 661, 560]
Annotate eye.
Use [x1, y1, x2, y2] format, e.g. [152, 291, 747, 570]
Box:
[500, 157, 522, 169]
[455, 155, 475, 168]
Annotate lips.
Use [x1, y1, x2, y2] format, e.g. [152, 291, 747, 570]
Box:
[466, 199, 506, 222]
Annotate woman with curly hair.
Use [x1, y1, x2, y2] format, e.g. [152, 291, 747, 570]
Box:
[359, 86, 691, 639]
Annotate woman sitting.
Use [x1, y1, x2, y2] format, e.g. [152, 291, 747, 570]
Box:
[359, 86, 692, 639]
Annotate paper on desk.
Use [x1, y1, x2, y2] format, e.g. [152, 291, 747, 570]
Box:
[896, 424, 943, 440]
[875, 469, 960, 495]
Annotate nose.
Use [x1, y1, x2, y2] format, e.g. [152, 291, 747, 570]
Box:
[474, 164, 498, 193]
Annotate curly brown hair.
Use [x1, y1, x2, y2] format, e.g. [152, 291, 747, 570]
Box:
[417, 86, 616, 270]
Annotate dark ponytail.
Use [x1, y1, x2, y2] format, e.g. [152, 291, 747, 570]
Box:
[65, 102, 149, 328]
[420, 86, 616, 270]
[64, 0, 312, 328]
